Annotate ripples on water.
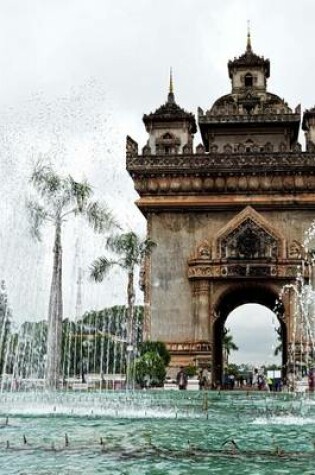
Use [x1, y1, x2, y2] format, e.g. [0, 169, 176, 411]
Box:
[0, 391, 314, 475]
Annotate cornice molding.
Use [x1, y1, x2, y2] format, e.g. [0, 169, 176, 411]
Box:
[127, 152, 315, 174]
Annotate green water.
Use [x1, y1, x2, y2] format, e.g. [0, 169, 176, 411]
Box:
[0, 391, 314, 474]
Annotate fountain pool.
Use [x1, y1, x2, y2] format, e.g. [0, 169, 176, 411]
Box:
[0, 390, 314, 475]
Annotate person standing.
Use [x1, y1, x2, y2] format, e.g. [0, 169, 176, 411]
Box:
[176, 367, 188, 390]
[198, 369, 204, 390]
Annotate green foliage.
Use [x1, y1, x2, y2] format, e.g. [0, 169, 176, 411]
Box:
[2, 305, 144, 380]
[90, 231, 156, 279]
[14, 321, 47, 378]
[184, 365, 197, 377]
[223, 328, 239, 355]
[27, 161, 116, 240]
[274, 326, 282, 356]
[139, 341, 171, 366]
[90, 231, 156, 388]
[27, 161, 117, 387]
[265, 363, 281, 371]
[226, 363, 240, 377]
[135, 351, 166, 387]
[90, 257, 117, 283]
[62, 305, 144, 377]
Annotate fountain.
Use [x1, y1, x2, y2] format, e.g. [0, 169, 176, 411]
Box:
[0, 223, 314, 473]
[0, 87, 314, 474]
[278, 224, 315, 392]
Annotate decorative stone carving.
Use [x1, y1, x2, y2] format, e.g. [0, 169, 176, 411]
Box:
[220, 219, 278, 259]
[131, 168, 315, 195]
[155, 132, 181, 155]
[213, 206, 285, 259]
[183, 143, 193, 154]
[223, 144, 233, 153]
[196, 143, 205, 154]
[293, 142, 302, 152]
[307, 141, 315, 152]
[187, 262, 299, 280]
[289, 240, 303, 259]
[126, 135, 138, 158]
[265, 142, 273, 152]
[142, 144, 151, 155]
[130, 151, 315, 171]
[196, 240, 211, 259]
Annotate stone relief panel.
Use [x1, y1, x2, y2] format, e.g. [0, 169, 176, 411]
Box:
[288, 240, 303, 259]
[219, 218, 278, 259]
[196, 240, 211, 259]
[186, 206, 301, 280]
[213, 206, 286, 259]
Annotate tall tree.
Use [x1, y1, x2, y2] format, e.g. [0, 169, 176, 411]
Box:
[27, 162, 116, 388]
[223, 327, 239, 367]
[90, 232, 156, 387]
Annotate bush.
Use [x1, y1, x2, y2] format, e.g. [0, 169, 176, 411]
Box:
[185, 365, 197, 378]
[138, 341, 171, 366]
[135, 351, 166, 387]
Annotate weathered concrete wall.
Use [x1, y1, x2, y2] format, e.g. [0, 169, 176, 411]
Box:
[149, 207, 315, 343]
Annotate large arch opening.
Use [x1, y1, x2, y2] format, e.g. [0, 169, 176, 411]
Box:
[213, 284, 287, 386]
[225, 304, 281, 367]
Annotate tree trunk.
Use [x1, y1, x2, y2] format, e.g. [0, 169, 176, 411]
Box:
[45, 217, 63, 389]
[126, 269, 135, 389]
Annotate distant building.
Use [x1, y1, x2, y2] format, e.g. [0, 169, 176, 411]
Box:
[126, 33, 315, 383]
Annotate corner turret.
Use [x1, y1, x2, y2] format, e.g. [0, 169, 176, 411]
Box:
[142, 71, 197, 155]
[228, 30, 270, 95]
[198, 32, 300, 152]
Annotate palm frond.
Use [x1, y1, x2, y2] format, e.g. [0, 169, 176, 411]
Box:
[86, 201, 118, 233]
[26, 199, 50, 240]
[69, 176, 93, 212]
[139, 238, 156, 258]
[105, 232, 156, 269]
[30, 161, 62, 198]
[90, 257, 117, 282]
[106, 232, 136, 253]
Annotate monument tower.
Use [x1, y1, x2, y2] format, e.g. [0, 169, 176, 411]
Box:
[126, 34, 315, 383]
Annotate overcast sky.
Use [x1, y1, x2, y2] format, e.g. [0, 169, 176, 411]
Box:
[1, 0, 314, 364]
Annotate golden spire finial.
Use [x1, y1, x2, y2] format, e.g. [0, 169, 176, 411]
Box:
[168, 67, 175, 103]
[246, 20, 252, 53]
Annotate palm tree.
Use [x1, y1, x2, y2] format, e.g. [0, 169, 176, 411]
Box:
[90, 231, 156, 387]
[223, 327, 239, 367]
[274, 326, 282, 357]
[27, 162, 116, 388]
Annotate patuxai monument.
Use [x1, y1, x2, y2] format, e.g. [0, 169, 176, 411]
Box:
[126, 33, 315, 384]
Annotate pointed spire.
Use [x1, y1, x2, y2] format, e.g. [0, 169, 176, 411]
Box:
[168, 67, 175, 104]
[246, 20, 252, 54]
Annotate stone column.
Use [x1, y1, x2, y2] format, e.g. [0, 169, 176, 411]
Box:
[194, 280, 210, 342]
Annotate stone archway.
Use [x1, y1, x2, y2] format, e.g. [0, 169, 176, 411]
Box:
[212, 283, 287, 386]
[187, 206, 297, 383]
[127, 37, 315, 378]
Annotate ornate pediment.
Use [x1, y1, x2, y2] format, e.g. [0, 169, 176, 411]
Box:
[187, 207, 300, 280]
[214, 206, 286, 259]
[220, 218, 278, 259]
